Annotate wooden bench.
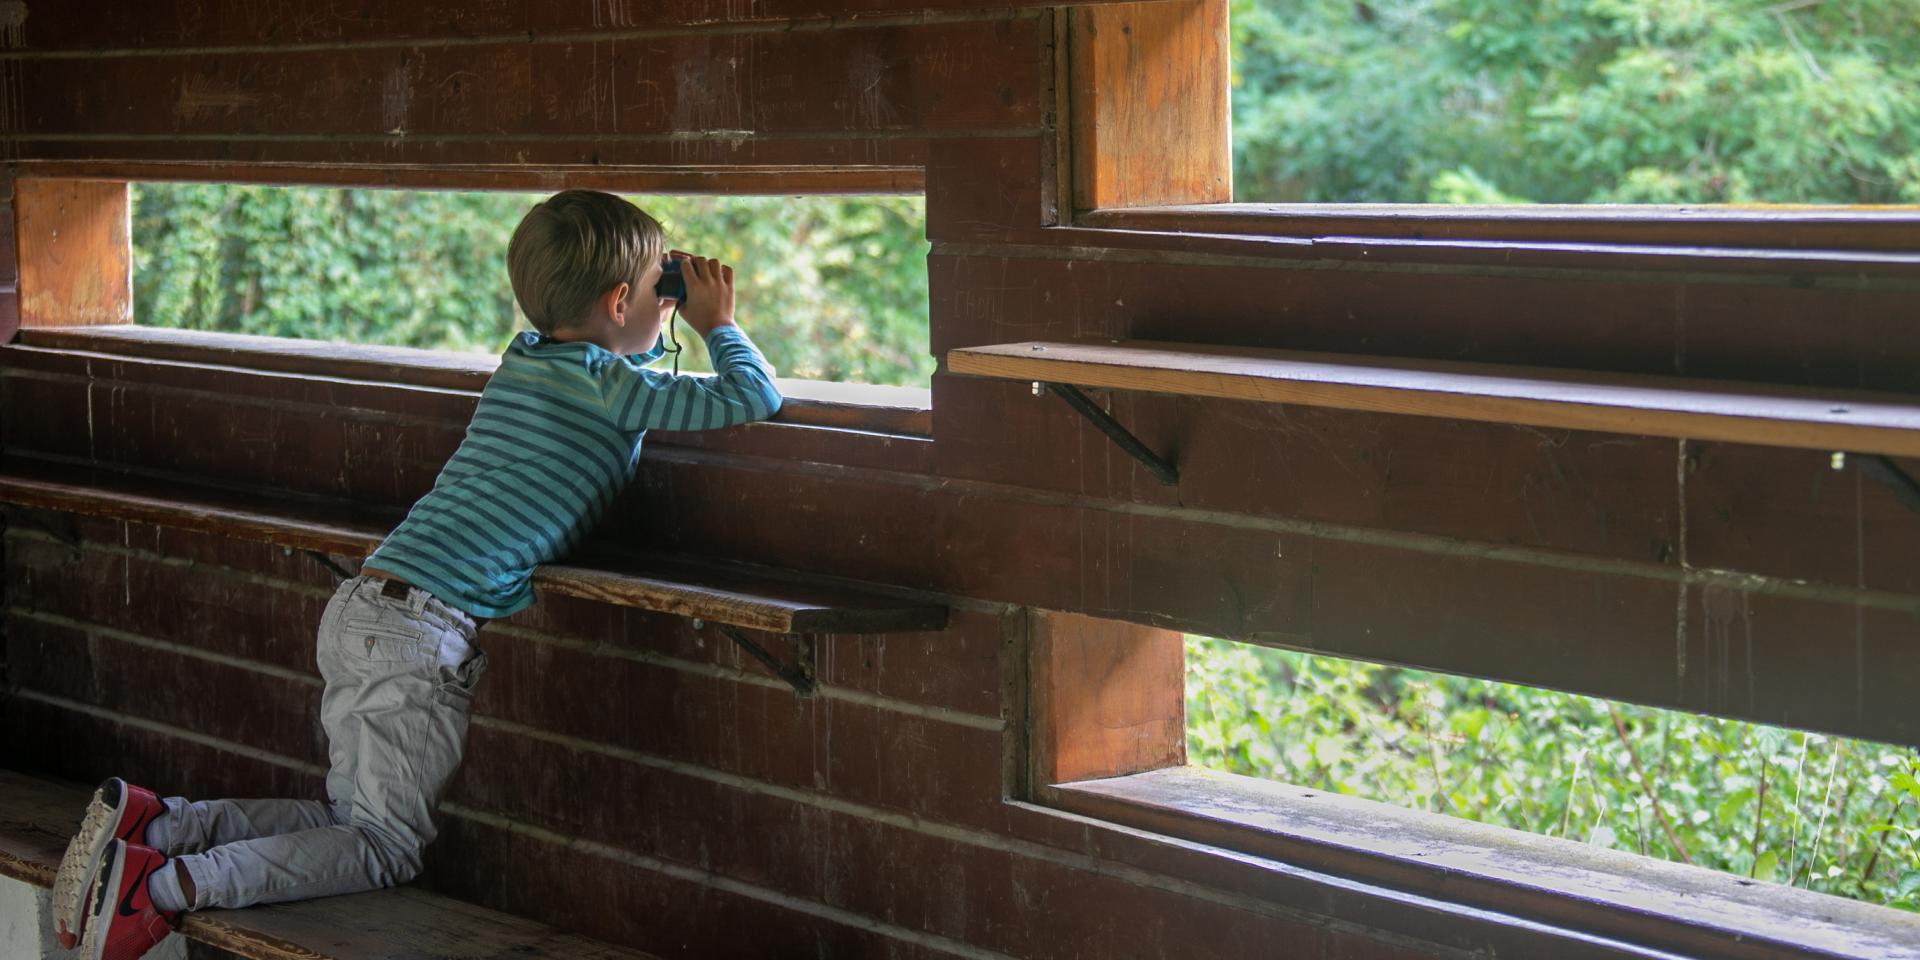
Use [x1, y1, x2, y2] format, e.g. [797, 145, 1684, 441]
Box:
[948, 339, 1920, 498]
[0, 768, 660, 960]
[0, 458, 948, 695]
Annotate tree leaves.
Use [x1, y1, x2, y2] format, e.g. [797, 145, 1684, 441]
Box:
[1186, 636, 1920, 908]
[1231, 0, 1920, 202]
[132, 185, 933, 388]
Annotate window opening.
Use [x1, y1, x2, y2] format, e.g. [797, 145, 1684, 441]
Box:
[130, 183, 932, 389]
[1229, 0, 1920, 205]
[1186, 634, 1920, 910]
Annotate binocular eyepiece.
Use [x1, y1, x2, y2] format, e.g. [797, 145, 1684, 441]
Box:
[655, 259, 687, 307]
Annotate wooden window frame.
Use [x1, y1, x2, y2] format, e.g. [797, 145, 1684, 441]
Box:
[1024, 612, 1920, 958]
[8, 170, 934, 437]
[1054, 0, 1920, 278]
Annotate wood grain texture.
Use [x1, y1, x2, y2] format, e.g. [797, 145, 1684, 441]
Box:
[0, 462, 946, 636]
[15, 1, 1124, 51]
[8, 19, 1043, 172]
[1055, 767, 1920, 960]
[1028, 610, 1185, 785]
[17, 159, 924, 195]
[949, 339, 1920, 457]
[0, 770, 664, 960]
[15, 179, 131, 328]
[1066, 0, 1230, 213]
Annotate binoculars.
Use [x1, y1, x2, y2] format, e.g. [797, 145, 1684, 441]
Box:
[655, 259, 687, 307]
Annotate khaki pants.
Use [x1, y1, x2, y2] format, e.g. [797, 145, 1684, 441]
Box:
[166, 576, 486, 909]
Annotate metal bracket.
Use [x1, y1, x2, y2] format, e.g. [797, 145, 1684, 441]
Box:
[714, 623, 817, 698]
[1038, 382, 1179, 486]
[1857, 453, 1920, 514]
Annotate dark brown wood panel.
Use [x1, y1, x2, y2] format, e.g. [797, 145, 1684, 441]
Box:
[15, 21, 1043, 141]
[17, 2, 1092, 51]
[932, 374, 1682, 565]
[1684, 444, 1920, 595]
[928, 251, 1920, 395]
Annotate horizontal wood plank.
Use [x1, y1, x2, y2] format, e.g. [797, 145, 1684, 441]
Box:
[14, 327, 933, 436]
[0, 461, 945, 635]
[0, 768, 662, 960]
[949, 339, 1920, 457]
[1079, 203, 1920, 255]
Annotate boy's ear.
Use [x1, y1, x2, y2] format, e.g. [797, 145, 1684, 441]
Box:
[601, 282, 631, 327]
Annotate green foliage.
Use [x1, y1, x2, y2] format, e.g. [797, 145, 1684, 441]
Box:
[1187, 637, 1920, 910]
[131, 184, 932, 388]
[1231, 0, 1920, 203]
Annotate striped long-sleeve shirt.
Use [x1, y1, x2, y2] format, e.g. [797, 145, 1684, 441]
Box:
[365, 326, 782, 618]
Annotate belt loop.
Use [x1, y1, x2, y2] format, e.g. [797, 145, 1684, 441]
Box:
[409, 588, 427, 616]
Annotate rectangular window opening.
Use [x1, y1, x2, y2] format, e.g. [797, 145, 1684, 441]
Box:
[1184, 634, 1920, 913]
[125, 182, 934, 393]
[1229, 1, 1920, 206]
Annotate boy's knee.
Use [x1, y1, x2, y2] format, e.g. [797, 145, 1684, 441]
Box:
[350, 816, 429, 885]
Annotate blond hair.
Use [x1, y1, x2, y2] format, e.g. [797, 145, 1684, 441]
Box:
[507, 190, 665, 334]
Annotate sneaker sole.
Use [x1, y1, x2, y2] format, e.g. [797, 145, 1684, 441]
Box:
[51, 779, 122, 950]
[78, 840, 124, 960]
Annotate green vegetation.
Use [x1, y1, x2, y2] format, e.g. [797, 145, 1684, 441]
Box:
[1231, 0, 1920, 203]
[131, 184, 932, 387]
[1187, 636, 1920, 909]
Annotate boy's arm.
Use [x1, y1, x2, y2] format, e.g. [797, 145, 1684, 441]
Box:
[602, 325, 784, 432]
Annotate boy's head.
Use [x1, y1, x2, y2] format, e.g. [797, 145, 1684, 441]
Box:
[507, 190, 666, 337]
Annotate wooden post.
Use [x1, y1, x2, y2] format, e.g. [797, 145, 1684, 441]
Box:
[1028, 609, 1187, 786]
[1066, 0, 1231, 215]
[16, 179, 132, 332]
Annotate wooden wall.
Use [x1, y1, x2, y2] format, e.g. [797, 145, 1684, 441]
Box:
[3, 2, 1918, 958]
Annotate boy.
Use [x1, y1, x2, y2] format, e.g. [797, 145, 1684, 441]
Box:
[51, 190, 784, 960]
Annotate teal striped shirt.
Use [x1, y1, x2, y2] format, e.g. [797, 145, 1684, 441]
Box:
[366, 326, 782, 618]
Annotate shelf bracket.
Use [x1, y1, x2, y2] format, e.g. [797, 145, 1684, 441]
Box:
[1858, 454, 1920, 515]
[714, 623, 817, 698]
[1039, 382, 1179, 486]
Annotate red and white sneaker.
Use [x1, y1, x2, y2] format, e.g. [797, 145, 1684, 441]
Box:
[79, 840, 180, 960]
[53, 778, 168, 949]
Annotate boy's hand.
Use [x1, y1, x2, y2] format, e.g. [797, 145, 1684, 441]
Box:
[669, 250, 736, 337]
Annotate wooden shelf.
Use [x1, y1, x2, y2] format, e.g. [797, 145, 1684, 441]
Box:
[0, 768, 664, 960]
[0, 459, 946, 637]
[948, 339, 1920, 458]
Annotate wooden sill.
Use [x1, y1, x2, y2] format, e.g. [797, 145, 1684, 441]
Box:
[1050, 767, 1920, 960]
[1074, 204, 1920, 276]
[16, 325, 933, 437]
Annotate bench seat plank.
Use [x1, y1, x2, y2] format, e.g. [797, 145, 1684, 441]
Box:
[0, 769, 660, 960]
[948, 339, 1920, 457]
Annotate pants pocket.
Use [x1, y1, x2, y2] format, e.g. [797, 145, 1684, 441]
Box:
[432, 648, 488, 708]
[341, 617, 425, 663]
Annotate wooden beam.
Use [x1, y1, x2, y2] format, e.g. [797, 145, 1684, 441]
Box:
[0, 460, 947, 636]
[950, 339, 1920, 458]
[16, 327, 934, 437]
[1066, 0, 1230, 214]
[15, 179, 131, 329]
